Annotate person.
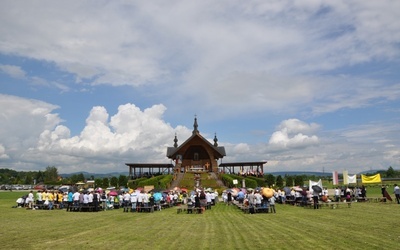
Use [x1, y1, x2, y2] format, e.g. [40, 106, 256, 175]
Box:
[254, 192, 263, 207]
[67, 190, 73, 211]
[73, 190, 80, 210]
[206, 191, 212, 209]
[47, 191, 54, 210]
[101, 192, 107, 211]
[227, 191, 232, 206]
[394, 184, 400, 204]
[237, 189, 244, 204]
[269, 196, 276, 213]
[93, 191, 99, 212]
[27, 191, 34, 209]
[123, 191, 131, 212]
[247, 191, 255, 208]
[334, 187, 340, 202]
[194, 193, 201, 208]
[130, 191, 138, 212]
[36, 191, 43, 206]
[381, 185, 386, 197]
[312, 189, 319, 209]
[361, 185, 367, 198]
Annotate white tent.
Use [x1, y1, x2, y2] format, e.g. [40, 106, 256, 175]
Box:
[309, 179, 322, 192]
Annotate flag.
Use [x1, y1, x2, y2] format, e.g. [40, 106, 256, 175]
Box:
[361, 174, 381, 184]
[347, 174, 357, 184]
[343, 170, 349, 185]
[332, 171, 338, 185]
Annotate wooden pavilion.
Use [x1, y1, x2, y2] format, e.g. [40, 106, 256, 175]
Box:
[126, 117, 267, 178]
[166, 117, 226, 173]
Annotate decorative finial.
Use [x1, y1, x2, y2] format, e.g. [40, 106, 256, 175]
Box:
[213, 133, 218, 146]
[173, 133, 178, 148]
[192, 115, 199, 135]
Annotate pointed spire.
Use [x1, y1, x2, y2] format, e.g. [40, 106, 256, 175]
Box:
[173, 133, 178, 148]
[213, 133, 218, 146]
[192, 115, 199, 135]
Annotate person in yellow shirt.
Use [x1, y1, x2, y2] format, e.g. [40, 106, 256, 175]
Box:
[58, 192, 64, 209]
[47, 191, 54, 210]
[42, 190, 47, 204]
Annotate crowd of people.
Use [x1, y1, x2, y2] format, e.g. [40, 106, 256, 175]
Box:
[14, 184, 400, 212]
[15, 188, 220, 213]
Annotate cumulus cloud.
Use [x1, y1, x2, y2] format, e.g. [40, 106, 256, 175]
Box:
[0, 64, 26, 78]
[268, 119, 319, 149]
[1, 1, 399, 117]
[0, 144, 9, 159]
[0, 95, 195, 173]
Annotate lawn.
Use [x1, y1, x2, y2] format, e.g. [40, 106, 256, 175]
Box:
[0, 191, 399, 250]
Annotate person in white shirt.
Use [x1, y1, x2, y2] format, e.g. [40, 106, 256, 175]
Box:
[254, 192, 263, 207]
[73, 191, 80, 207]
[88, 192, 94, 206]
[123, 192, 131, 212]
[27, 191, 34, 209]
[83, 192, 89, 204]
[206, 191, 212, 209]
[130, 192, 138, 212]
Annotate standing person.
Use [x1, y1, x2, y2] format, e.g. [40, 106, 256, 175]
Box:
[312, 189, 319, 209]
[130, 191, 137, 212]
[100, 192, 107, 211]
[227, 191, 232, 206]
[36, 191, 42, 207]
[394, 184, 400, 204]
[334, 187, 340, 202]
[123, 192, 131, 212]
[67, 190, 73, 212]
[27, 191, 34, 209]
[47, 191, 54, 210]
[381, 185, 386, 197]
[269, 195, 276, 213]
[93, 191, 100, 212]
[72, 190, 80, 210]
[254, 192, 263, 208]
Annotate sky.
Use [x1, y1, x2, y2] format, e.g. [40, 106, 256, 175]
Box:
[1, 0, 399, 174]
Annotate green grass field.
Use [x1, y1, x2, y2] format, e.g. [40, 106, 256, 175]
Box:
[0, 191, 399, 250]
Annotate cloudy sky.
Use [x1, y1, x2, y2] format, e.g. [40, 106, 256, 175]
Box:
[1, 1, 399, 174]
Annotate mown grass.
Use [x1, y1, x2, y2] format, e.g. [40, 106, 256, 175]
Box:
[0, 191, 399, 250]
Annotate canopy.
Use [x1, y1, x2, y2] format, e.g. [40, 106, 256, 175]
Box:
[312, 185, 322, 193]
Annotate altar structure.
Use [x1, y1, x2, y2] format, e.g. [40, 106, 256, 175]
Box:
[166, 117, 226, 173]
[127, 117, 267, 179]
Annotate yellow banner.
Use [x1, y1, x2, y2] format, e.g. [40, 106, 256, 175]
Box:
[361, 174, 381, 184]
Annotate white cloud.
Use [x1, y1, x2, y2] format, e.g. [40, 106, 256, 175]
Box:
[0, 144, 9, 159]
[268, 119, 319, 149]
[0, 64, 26, 78]
[1, 1, 400, 174]
[0, 1, 399, 118]
[0, 95, 399, 174]
[0, 95, 191, 173]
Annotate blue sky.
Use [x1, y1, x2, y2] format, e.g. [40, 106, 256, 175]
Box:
[1, 1, 399, 174]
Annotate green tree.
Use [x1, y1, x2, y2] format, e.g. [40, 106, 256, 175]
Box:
[275, 175, 284, 188]
[110, 176, 118, 187]
[294, 175, 304, 186]
[285, 175, 294, 187]
[265, 174, 275, 187]
[94, 178, 103, 188]
[70, 174, 85, 184]
[102, 177, 109, 188]
[118, 175, 128, 187]
[24, 174, 33, 184]
[44, 166, 58, 184]
[35, 171, 44, 183]
[387, 166, 396, 178]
